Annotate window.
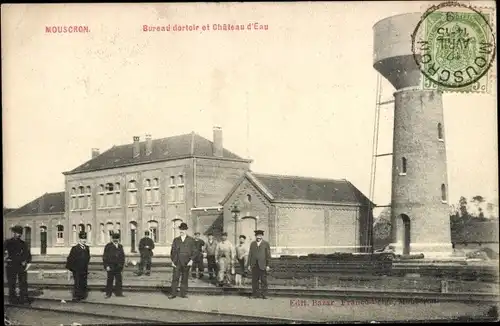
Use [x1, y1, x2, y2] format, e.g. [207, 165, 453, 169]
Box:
[168, 177, 176, 202]
[177, 175, 185, 202]
[148, 220, 158, 243]
[56, 225, 64, 244]
[105, 183, 115, 207]
[78, 186, 85, 209]
[106, 222, 114, 242]
[128, 180, 137, 206]
[86, 224, 92, 243]
[115, 183, 121, 207]
[246, 194, 252, 203]
[86, 186, 92, 209]
[441, 184, 447, 202]
[401, 157, 407, 175]
[98, 185, 105, 207]
[438, 123, 444, 140]
[99, 223, 105, 244]
[71, 188, 77, 210]
[115, 222, 121, 238]
[72, 225, 77, 244]
[144, 179, 152, 204]
[153, 178, 160, 203]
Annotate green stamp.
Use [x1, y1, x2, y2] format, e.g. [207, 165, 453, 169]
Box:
[411, 2, 496, 93]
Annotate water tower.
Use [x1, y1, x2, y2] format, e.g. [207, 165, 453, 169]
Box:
[373, 13, 452, 257]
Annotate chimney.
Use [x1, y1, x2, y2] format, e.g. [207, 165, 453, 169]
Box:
[91, 148, 100, 158]
[145, 134, 152, 155]
[133, 136, 140, 157]
[213, 126, 223, 157]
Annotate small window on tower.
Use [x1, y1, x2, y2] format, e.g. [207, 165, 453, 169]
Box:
[441, 184, 447, 202]
[399, 157, 407, 176]
[438, 123, 444, 141]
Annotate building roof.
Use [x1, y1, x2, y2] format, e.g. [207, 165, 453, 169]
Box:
[5, 192, 65, 217]
[65, 132, 249, 175]
[451, 220, 499, 244]
[221, 172, 372, 206]
[252, 173, 372, 205]
[3, 208, 17, 215]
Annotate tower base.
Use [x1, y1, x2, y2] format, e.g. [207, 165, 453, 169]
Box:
[390, 242, 454, 259]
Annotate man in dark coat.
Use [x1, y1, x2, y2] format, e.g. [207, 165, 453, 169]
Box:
[3, 225, 32, 304]
[66, 231, 91, 301]
[102, 232, 125, 298]
[191, 232, 205, 279]
[136, 231, 155, 276]
[168, 222, 198, 299]
[247, 230, 271, 299]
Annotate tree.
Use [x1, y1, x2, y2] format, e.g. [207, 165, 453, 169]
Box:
[472, 195, 487, 220]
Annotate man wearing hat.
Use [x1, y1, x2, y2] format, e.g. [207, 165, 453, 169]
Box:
[169, 222, 198, 299]
[191, 232, 205, 279]
[3, 225, 32, 304]
[102, 232, 126, 298]
[247, 230, 271, 299]
[215, 232, 235, 287]
[66, 231, 91, 301]
[136, 231, 155, 276]
[205, 232, 218, 280]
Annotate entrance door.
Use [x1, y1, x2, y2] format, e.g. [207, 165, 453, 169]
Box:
[240, 217, 257, 243]
[24, 227, 32, 251]
[397, 214, 411, 255]
[40, 227, 47, 255]
[130, 222, 137, 253]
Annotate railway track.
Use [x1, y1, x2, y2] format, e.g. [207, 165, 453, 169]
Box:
[4, 296, 311, 324]
[11, 282, 500, 303]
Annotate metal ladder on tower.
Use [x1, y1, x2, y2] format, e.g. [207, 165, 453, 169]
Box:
[365, 74, 394, 253]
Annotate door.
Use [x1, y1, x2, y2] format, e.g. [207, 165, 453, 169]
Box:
[24, 227, 32, 251]
[40, 227, 47, 255]
[130, 222, 137, 252]
[240, 217, 257, 243]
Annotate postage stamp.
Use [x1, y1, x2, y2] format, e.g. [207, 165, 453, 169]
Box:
[411, 1, 496, 93]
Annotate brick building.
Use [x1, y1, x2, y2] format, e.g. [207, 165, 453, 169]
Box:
[4, 127, 373, 256]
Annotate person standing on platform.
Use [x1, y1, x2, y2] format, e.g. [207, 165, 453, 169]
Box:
[136, 231, 155, 276]
[191, 232, 205, 279]
[215, 232, 235, 287]
[247, 230, 271, 299]
[205, 232, 218, 280]
[103, 232, 126, 298]
[66, 231, 91, 302]
[169, 223, 198, 299]
[235, 235, 249, 285]
[3, 225, 32, 304]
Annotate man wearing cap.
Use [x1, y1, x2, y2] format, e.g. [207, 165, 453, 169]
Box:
[191, 232, 205, 279]
[3, 225, 32, 304]
[215, 232, 235, 287]
[103, 232, 126, 298]
[205, 232, 218, 280]
[136, 231, 155, 276]
[66, 231, 91, 301]
[169, 222, 198, 299]
[247, 230, 271, 299]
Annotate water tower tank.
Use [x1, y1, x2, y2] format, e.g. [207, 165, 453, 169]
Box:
[373, 13, 452, 258]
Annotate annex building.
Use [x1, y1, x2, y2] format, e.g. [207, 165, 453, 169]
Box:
[4, 127, 374, 256]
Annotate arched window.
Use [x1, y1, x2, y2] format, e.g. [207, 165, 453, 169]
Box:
[144, 179, 152, 204]
[72, 225, 77, 244]
[115, 222, 121, 238]
[401, 157, 407, 174]
[438, 123, 444, 140]
[152, 178, 160, 203]
[78, 223, 85, 232]
[106, 222, 114, 242]
[128, 180, 137, 206]
[86, 224, 92, 243]
[99, 223, 105, 244]
[173, 219, 183, 240]
[246, 194, 252, 203]
[98, 185, 105, 208]
[86, 186, 92, 209]
[78, 186, 85, 209]
[115, 183, 121, 206]
[71, 188, 77, 210]
[105, 183, 114, 207]
[177, 175, 185, 202]
[441, 184, 447, 202]
[148, 220, 159, 243]
[168, 177, 176, 202]
[56, 225, 64, 244]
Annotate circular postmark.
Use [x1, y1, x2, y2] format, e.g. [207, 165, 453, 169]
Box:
[411, 1, 496, 90]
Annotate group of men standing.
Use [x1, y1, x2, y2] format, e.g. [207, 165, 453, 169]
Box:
[4, 222, 271, 304]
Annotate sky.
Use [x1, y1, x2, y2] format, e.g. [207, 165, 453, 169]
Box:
[2, 2, 498, 216]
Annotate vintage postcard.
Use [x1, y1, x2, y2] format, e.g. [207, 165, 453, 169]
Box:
[2, 1, 498, 324]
